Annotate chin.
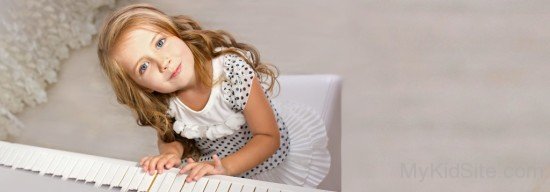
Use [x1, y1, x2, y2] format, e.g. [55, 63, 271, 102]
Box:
[153, 89, 175, 94]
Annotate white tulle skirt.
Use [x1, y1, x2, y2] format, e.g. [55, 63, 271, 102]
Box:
[250, 101, 331, 188]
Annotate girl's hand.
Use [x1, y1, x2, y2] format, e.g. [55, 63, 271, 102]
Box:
[179, 154, 227, 182]
[139, 152, 182, 175]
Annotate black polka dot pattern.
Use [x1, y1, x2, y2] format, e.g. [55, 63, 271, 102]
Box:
[195, 54, 290, 178]
[221, 54, 255, 112]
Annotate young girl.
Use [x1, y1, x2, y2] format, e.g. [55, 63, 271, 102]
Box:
[96, 3, 329, 187]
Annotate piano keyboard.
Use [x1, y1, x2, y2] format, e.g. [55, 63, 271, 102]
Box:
[0, 141, 330, 192]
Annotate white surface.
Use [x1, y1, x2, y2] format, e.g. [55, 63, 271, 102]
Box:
[8, 0, 550, 191]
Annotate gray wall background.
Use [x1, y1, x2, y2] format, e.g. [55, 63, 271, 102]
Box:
[11, 0, 550, 191]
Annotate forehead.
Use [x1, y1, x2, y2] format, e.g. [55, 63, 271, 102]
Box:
[115, 28, 158, 55]
[113, 28, 158, 70]
[120, 28, 159, 46]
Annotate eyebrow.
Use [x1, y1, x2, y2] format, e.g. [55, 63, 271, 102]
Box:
[133, 32, 160, 75]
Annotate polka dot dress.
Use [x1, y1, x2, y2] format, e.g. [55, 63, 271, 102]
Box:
[193, 53, 290, 178]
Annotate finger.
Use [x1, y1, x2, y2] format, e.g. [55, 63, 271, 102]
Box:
[165, 161, 175, 170]
[212, 154, 222, 169]
[172, 157, 182, 167]
[178, 163, 199, 175]
[193, 165, 213, 181]
[156, 156, 171, 174]
[187, 164, 206, 182]
[186, 158, 196, 164]
[140, 156, 152, 167]
[166, 157, 181, 169]
[141, 157, 152, 172]
[139, 156, 150, 166]
[148, 157, 161, 175]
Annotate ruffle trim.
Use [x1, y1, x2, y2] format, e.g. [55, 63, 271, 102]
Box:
[171, 113, 246, 140]
[251, 101, 331, 188]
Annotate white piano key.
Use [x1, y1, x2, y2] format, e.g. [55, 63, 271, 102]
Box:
[228, 182, 243, 192]
[148, 172, 168, 192]
[0, 147, 14, 165]
[100, 164, 119, 186]
[254, 187, 268, 192]
[128, 169, 147, 191]
[157, 172, 177, 192]
[190, 177, 209, 192]
[110, 165, 129, 187]
[85, 161, 103, 182]
[68, 159, 86, 179]
[168, 174, 187, 192]
[180, 179, 195, 192]
[203, 179, 220, 192]
[38, 153, 55, 175]
[7, 148, 22, 167]
[27, 151, 43, 171]
[0, 146, 7, 164]
[0, 148, 9, 165]
[0, 144, 8, 163]
[216, 181, 231, 192]
[61, 157, 78, 180]
[2, 144, 13, 157]
[19, 150, 34, 169]
[76, 159, 94, 181]
[12, 149, 29, 169]
[138, 171, 157, 192]
[8, 148, 20, 166]
[44, 154, 62, 175]
[7, 147, 23, 166]
[120, 166, 139, 191]
[30, 152, 47, 171]
[1, 141, 10, 149]
[93, 163, 112, 187]
[5, 147, 20, 167]
[241, 185, 255, 192]
[53, 157, 69, 176]
[6, 148, 17, 165]
[0, 151, 6, 166]
[0, 147, 10, 160]
[23, 151, 39, 170]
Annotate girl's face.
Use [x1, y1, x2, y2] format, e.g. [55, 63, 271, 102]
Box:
[113, 28, 195, 94]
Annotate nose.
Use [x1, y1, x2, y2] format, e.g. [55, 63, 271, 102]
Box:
[159, 57, 171, 72]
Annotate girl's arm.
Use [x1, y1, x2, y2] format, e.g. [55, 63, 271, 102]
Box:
[157, 138, 184, 158]
[217, 77, 281, 176]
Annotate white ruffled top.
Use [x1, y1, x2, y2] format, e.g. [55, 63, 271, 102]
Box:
[167, 56, 245, 140]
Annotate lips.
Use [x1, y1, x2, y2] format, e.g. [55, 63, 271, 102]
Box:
[170, 63, 182, 79]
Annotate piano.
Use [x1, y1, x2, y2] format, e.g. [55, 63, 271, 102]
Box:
[0, 141, 331, 192]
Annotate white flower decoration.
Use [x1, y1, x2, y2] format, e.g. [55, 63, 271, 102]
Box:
[173, 113, 246, 140]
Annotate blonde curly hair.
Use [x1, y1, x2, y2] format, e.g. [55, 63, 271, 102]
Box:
[97, 3, 278, 160]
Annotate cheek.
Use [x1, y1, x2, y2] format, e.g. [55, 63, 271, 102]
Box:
[185, 65, 195, 77]
[179, 42, 193, 60]
[140, 74, 161, 86]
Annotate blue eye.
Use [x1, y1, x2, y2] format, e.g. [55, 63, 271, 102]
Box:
[139, 61, 149, 74]
[156, 38, 166, 48]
